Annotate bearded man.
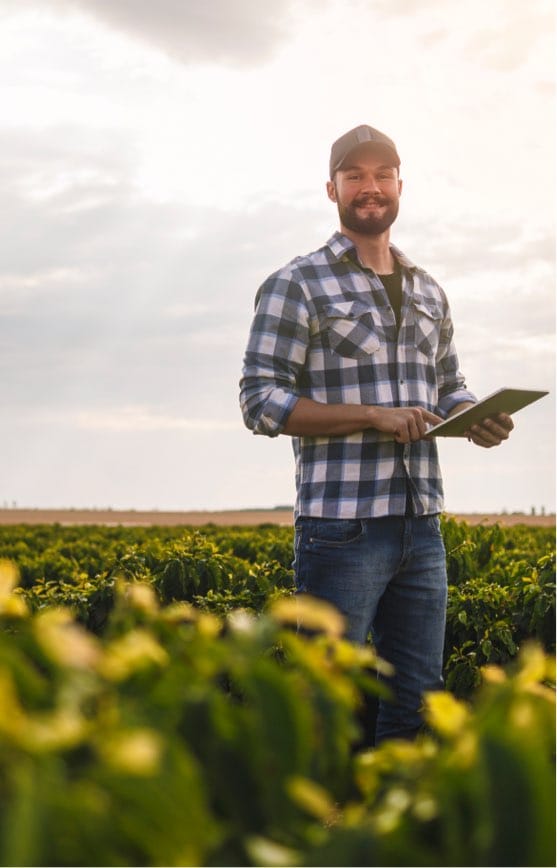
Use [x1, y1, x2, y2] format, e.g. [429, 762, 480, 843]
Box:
[239, 124, 513, 744]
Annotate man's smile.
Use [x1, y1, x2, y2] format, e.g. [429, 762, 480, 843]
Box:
[354, 198, 388, 209]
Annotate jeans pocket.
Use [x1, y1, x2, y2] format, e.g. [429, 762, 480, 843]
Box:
[306, 518, 364, 547]
[425, 514, 444, 539]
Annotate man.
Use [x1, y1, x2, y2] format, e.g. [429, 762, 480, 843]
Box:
[239, 124, 513, 743]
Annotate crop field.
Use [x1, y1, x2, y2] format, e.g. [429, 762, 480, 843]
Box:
[0, 517, 555, 867]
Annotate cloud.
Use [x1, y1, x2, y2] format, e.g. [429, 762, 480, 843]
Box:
[5, 0, 316, 67]
[0, 125, 331, 423]
[355, 0, 553, 74]
[400, 218, 555, 392]
[463, 3, 554, 72]
[0, 121, 552, 509]
[402, 215, 555, 281]
[76, 407, 241, 432]
[358, 0, 440, 15]
[0, 0, 553, 514]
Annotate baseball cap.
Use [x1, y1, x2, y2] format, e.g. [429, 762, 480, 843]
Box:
[329, 124, 400, 178]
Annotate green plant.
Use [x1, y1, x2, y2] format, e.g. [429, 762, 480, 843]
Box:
[1, 559, 555, 867]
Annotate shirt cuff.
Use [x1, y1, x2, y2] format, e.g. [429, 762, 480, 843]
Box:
[251, 389, 299, 437]
[437, 389, 477, 418]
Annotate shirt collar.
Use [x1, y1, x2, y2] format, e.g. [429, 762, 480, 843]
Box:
[326, 231, 419, 272]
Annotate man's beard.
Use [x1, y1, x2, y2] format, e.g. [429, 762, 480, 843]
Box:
[338, 195, 399, 236]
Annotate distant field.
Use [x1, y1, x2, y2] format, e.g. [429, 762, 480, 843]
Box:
[0, 508, 554, 527]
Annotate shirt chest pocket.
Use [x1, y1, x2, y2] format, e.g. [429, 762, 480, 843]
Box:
[320, 301, 380, 360]
[412, 298, 444, 356]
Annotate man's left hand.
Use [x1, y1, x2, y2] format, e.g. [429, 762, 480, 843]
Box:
[466, 413, 514, 448]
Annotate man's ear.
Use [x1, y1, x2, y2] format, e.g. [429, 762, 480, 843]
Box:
[326, 180, 337, 203]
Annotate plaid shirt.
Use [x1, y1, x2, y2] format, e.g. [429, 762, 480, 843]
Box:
[240, 231, 476, 519]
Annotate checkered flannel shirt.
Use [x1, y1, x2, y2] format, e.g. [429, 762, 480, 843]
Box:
[240, 231, 476, 519]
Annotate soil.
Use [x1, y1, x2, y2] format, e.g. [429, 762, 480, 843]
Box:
[0, 508, 554, 527]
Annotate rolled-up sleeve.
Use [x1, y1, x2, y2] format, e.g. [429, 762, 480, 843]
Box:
[239, 273, 309, 437]
[435, 307, 477, 416]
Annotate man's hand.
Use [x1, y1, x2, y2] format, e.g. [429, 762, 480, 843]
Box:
[465, 412, 514, 448]
[282, 398, 444, 440]
[369, 406, 444, 443]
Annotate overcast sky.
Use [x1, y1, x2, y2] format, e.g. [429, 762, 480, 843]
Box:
[1, 0, 554, 514]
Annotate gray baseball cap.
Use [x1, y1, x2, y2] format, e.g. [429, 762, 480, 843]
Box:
[329, 124, 400, 178]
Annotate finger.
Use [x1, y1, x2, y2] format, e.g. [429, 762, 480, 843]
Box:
[399, 414, 423, 442]
[394, 428, 410, 444]
[409, 417, 423, 441]
[469, 424, 501, 448]
[492, 412, 514, 432]
[393, 421, 410, 443]
[479, 417, 511, 441]
[469, 431, 497, 448]
[407, 410, 426, 440]
[421, 409, 445, 425]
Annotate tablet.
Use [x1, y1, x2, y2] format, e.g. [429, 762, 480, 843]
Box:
[427, 387, 549, 437]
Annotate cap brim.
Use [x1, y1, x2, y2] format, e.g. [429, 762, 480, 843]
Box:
[331, 141, 400, 177]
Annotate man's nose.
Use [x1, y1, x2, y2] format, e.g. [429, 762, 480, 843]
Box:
[360, 175, 381, 193]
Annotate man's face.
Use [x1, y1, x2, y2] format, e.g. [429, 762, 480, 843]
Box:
[326, 146, 402, 236]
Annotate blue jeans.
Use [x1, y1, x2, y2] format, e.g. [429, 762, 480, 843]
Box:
[294, 515, 448, 744]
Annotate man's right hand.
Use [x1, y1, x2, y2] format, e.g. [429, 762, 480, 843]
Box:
[367, 406, 444, 443]
[283, 397, 444, 440]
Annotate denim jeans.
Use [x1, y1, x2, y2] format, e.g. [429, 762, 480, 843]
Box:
[293, 515, 448, 744]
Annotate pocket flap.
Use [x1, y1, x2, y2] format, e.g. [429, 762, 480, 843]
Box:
[320, 300, 380, 358]
[323, 300, 371, 320]
[412, 297, 444, 321]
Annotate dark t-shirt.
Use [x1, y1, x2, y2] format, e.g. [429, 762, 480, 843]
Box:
[378, 261, 412, 512]
[378, 260, 403, 329]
